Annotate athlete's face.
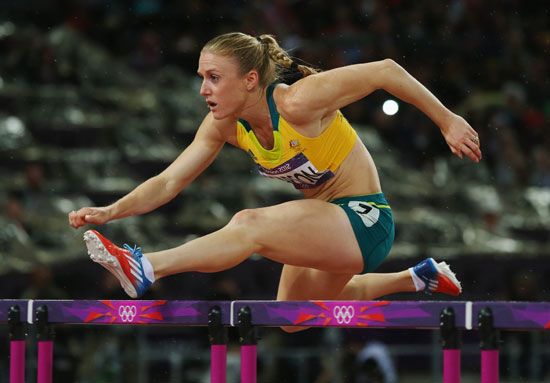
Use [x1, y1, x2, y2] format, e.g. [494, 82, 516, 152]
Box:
[197, 51, 254, 120]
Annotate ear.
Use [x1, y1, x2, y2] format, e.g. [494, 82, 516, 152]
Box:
[244, 69, 260, 91]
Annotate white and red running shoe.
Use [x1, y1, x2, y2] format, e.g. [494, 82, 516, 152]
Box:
[84, 230, 152, 298]
[411, 258, 462, 296]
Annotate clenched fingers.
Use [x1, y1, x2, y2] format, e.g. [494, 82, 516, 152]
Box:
[68, 208, 90, 228]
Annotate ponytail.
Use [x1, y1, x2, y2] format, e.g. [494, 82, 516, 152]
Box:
[256, 34, 320, 78]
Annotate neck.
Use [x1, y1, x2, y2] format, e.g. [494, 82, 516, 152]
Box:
[238, 86, 271, 128]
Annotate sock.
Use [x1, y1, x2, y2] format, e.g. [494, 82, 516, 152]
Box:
[408, 267, 425, 291]
[141, 255, 156, 283]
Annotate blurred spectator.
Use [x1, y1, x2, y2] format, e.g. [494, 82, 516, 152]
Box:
[19, 161, 62, 248]
[0, 192, 35, 270]
[4, 191, 29, 234]
[22, 161, 51, 213]
[492, 124, 529, 187]
[530, 147, 550, 188]
[129, 30, 163, 73]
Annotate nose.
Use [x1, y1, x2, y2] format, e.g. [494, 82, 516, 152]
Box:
[199, 80, 210, 96]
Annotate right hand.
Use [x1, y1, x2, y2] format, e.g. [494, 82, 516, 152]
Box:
[68, 206, 112, 229]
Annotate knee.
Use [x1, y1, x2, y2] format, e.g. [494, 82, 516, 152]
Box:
[228, 208, 259, 227]
[226, 209, 263, 252]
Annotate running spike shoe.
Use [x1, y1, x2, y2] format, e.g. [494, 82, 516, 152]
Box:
[84, 230, 151, 298]
[412, 258, 462, 296]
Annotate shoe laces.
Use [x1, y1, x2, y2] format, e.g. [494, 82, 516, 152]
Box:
[123, 244, 143, 260]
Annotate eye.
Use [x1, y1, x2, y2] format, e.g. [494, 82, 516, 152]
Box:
[210, 75, 219, 82]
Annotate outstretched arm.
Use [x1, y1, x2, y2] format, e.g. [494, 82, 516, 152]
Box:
[69, 113, 231, 228]
[281, 59, 481, 162]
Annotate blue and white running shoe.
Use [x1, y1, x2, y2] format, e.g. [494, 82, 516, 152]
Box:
[411, 258, 462, 296]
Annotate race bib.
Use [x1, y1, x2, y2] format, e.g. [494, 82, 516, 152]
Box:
[258, 153, 334, 189]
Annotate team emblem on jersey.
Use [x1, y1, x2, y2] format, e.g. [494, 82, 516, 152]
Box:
[289, 139, 300, 148]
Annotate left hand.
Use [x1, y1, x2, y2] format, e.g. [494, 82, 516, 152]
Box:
[441, 114, 482, 162]
[68, 206, 113, 229]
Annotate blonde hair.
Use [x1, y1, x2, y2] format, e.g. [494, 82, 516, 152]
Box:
[202, 32, 319, 88]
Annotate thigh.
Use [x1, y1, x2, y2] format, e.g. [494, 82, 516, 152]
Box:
[248, 199, 364, 274]
[276, 264, 353, 301]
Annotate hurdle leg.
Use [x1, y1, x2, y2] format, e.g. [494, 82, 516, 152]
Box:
[440, 307, 461, 383]
[9, 305, 26, 383]
[238, 306, 257, 383]
[479, 307, 500, 383]
[208, 306, 228, 383]
[36, 305, 55, 383]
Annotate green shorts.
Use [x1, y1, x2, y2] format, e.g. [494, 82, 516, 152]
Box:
[330, 193, 394, 274]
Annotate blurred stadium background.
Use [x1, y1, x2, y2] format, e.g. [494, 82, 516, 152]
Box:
[0, 1, 548, 382]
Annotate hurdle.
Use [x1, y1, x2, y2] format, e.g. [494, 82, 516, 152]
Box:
[2, 300, 550, 383]
[30, 300, 231, 383]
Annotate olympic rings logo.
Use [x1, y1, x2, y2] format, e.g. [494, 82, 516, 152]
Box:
[118, 305, 137, 322]
[333, 305, 355, 324]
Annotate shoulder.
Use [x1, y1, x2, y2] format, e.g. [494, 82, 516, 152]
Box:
[272, 77, 325, 125]
[196, 112, 239, 146]
[271, 83, 291, 111]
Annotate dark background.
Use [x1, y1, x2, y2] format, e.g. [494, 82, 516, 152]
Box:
[0, 1, 548, 382]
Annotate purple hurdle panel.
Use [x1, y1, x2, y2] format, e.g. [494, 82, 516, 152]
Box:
[1, 300, 29, 383]
[33, 300, 231, 325]
[472, 301, 550, 330]
[231, 300, 467, 328]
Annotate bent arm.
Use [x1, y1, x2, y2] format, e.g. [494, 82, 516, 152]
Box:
[107, 113, 229, 221]
[284, 59, 448, 123]
[282, 59, 481, 162]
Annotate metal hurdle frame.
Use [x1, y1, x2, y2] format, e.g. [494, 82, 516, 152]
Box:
[2, 300, 550, 383]
[1, 300, 28, 383]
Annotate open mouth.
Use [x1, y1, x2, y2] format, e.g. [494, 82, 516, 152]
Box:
[206, 101, 218, 109]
